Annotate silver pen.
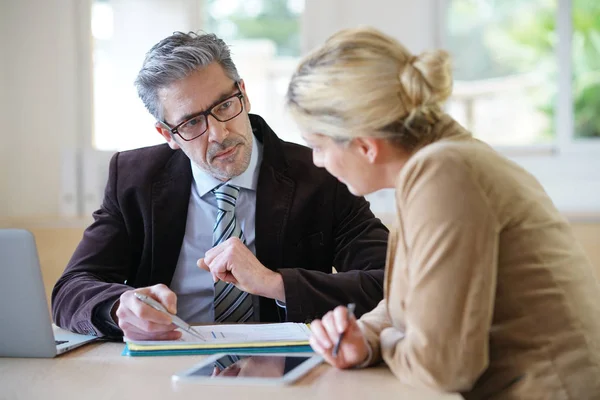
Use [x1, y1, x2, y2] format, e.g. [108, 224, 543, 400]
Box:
[134, 292, 206, 341]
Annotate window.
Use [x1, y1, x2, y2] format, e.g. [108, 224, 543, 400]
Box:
[205, 0, 304, 56]
[90, 0, 304, 151]
[444, 0, 600, 148]
[204, 0, 305, 144]
[83, 0, 599, 214]
[436, 0, 600, 213]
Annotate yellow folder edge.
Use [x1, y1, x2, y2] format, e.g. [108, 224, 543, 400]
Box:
[128, 340, 310, 351]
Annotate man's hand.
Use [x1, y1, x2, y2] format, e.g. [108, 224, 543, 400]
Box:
[197, 237, 285, 302]
[112, 283, 182, 341]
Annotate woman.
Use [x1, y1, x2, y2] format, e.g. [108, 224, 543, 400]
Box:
[286, 27, 600, 399]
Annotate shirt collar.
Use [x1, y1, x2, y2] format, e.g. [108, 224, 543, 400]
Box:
[191, 135, 262, 197]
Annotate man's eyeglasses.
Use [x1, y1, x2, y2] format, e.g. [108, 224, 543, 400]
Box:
[160, 83, 245, 142]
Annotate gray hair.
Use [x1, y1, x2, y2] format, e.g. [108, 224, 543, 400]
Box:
[134, 31, 241, 120]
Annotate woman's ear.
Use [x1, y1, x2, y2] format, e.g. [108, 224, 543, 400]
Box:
[353, 137, 380, 164]
[155, 122, 181, 150]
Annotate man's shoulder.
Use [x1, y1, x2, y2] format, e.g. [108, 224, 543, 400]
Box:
[277, 139, 333, 181]
[110, 143, 188, 185]
[250, 113, 334, 183]
[114, 143, 179, 170]
[115, 142, 173, 161]
[277, 139, 311, 162]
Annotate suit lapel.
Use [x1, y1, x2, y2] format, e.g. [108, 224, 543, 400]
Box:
[251, 114, 295, 272]
[150, 150, 192, 286]
[249, 115, 295, 322]
[255, 165, 295, 271]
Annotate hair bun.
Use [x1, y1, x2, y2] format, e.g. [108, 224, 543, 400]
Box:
[399, 49, 453, 108]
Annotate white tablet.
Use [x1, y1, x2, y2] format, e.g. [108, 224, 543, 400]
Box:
[172, 353, 323, 385]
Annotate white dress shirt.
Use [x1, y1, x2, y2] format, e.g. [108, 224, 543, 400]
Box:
[169, 136, 262, 323]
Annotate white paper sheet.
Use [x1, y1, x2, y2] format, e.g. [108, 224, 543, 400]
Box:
[127, 322, 311, 346]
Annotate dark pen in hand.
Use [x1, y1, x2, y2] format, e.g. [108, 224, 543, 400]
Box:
[332, 303, 356, 358]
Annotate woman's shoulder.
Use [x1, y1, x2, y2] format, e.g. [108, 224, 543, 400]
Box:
[393, 137, 509, 209]
[415, 136, 493, 164]
[396, 138, 484, 184]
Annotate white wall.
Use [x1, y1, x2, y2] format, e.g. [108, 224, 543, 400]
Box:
[93, 0, 202, 151]
[0, 2, 8, 217]
[0, 0, 81, 218]
[0, 0, 201, 219]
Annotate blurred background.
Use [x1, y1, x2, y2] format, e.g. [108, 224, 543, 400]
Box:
[0, 0, 599, 302]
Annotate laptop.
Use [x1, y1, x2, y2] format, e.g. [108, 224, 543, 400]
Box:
[0, 229, 98, 357]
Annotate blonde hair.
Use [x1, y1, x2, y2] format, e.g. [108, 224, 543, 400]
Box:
[286, 27, 453, 149]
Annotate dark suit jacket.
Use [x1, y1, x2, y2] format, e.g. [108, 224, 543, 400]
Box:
[52, 114, 388, 337]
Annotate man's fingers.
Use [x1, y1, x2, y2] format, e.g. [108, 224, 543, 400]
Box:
[116, 285, 183, 341]
[204, 251, 237, 284]
[201, 237, 245, 275]
[203, 240, 228, 264]
[120, 321, 182, 341]
[119, 317, 177, 336]
[149, 284, 178, 314]
[198, 239, 258, 293]
[129, 296, 172, 324]
[197, 258, 210, 271]
[197, 258, 220, 282]
[209, 269, 238, 285]
[118, 291, 171, 325]
[200, 251, 230, 275]
[118, 309, 176, 333]
[211, 251, 232, 275]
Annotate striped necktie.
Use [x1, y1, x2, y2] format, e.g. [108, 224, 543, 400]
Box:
[212, 183, 254, 323]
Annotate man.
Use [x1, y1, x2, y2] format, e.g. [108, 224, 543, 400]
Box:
[52, 32, 388, 341]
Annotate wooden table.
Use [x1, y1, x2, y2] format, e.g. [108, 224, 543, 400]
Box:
[0, 342, 462, 400]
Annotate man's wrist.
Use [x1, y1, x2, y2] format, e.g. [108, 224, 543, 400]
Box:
[91, 297, 123, 337]
[262, 271, 286, 303]
[110, 299, 120, 325]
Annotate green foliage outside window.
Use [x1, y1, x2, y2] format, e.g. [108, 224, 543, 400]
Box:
[505, 0, 600, 138]
[449, 0, 600, 139]
[205, 0, 302, 57]
[571, 0, 600, 138]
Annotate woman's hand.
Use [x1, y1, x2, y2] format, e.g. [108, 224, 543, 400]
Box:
[309, 305, 370, 369]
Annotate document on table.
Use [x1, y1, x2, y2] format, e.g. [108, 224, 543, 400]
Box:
[126, 322, 312, 351]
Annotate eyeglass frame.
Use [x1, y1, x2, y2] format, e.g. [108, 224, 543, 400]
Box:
[158, 82, 245, 142]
